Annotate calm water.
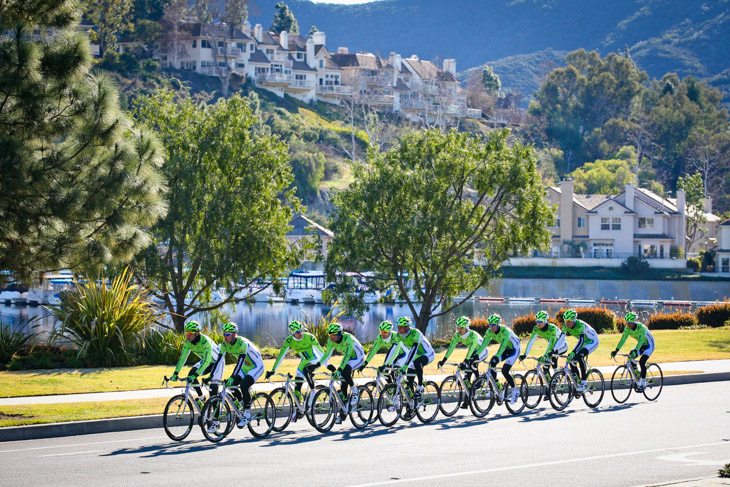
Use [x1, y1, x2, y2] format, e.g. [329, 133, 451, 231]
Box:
[0, 300, 685, 347]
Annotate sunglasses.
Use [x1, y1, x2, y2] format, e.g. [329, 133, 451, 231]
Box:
[223, 333, 233, 337]
[536, 321, 546, 324]
[186, 332, 196, 336]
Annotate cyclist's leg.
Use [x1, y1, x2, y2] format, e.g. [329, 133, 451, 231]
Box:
[189, 363, 214, 396]
[576, 349, 588, 380]
[501, 348, 518, 388]
[295, 359, 315, 396]
[638, 335, 655, 379]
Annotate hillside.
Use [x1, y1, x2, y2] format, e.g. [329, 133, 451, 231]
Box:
[249, 0, 730, 99]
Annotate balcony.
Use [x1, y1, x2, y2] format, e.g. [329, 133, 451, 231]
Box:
[400, 99, 427, 110]
[316, 85, 353, 96]
[466, 108, 482, 118]
[215, 47, 241, 58]
[364, 94, 394, 105]
[363, 74, 392, 86]
[256, 73, 292, 85]
[288, 79, 315, 90]
[423, 85, 439, 95]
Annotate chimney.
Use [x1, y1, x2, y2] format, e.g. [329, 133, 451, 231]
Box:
[443, 58, 456, 76]
[280, 30, 288, 50]
[312, 31, 326, 47]
[337, 47, 349, 54]
[253, 24, 263, 43]
[676, 189, 686, 215]
[242, 21, 251, 35]
[676, 189, 687, 252]
[559, 179, 574, 244]
[701, 197, 712, 214]
[306, 37, 315, 68]
[625, 182, 634, 211]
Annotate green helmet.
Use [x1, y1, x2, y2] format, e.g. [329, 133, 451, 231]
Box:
[288, 320, 304, 333]
[222, 322, 237, 333]
[624, 312, 637, 323]
[487, 314, 501, 325]
[563, 309, 577, 321]
[535, 311, 549, 322]
[455, 316, 470, 329]
[378, 320, 393, 332]
[396, 316, 412, 328]
[327, 322, 343, 335]
[184, 320, 201, 333]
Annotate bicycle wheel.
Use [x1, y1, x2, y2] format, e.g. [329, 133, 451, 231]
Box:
[610, 365, 633, 404]
[200, 396, 232, 443]
[377, 383, 402, 427]
[469, 376, 495, 418]
[349, 386, 374, 429]
[505, 374, 526, 415]
[415, 380, 440, 424]
[522, 370, 544, 409]
[363, 381, 381, 425]
[642, 363, 663, 401]
[310, 387, 336, 433]
[268, 387, 293, 433]
[305, 385, 327, 427]
[247, 393, 275, 439]
[163, 395, 195, 441]
[438, 375, 463, 417]
[548, 371, 573, 411]
[582, 369, 605, 408]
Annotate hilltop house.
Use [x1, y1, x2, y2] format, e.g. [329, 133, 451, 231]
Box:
[716, 220, 730, 274]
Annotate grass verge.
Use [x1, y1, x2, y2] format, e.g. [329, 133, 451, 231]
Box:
[0, 398, 168, 427]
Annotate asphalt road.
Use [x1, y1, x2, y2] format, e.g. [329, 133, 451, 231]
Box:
[4, 381, 730, 487]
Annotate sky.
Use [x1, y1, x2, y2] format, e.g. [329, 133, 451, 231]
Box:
[307, 0, 383, 4]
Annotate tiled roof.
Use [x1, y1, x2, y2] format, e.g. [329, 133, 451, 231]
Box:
[437, 71, 458, 82]
[257, 30, 279, 46]
[290, 57, 316, 72]
[634, 187, 678, 214]
[403, 58, 439, 79]
[288, 33, 308, 51]
[722, 219, 730, 226]
[323, 58, 342, 71]
[394, 79, 410, 92]
[248, 50, 270, 64]
[573, 194, 613, 210]
[331, 53, 392, 70]
[315, 45, 327, 57]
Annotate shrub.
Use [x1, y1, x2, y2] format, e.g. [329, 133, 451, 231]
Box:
[695, 302, 730, 328]
[647, 312, 698, 330]
[720, 462, 730, 478]
[621, 256, 650, 275]
[614, 318, 627, 334]
[470, 316, 490, 335]
[554, 307, 617, 333]
[7, 345, 84, 370]
[135, 329, 184, 365]
[512, 313, 536, 337]
[686, 258, 700, 272]
[699, 249, 716, 272]
[52, 267, 159, 367]
[300, 302, 345, 347]
[670, 245, 684, 258]
[0, 320, 39, 370]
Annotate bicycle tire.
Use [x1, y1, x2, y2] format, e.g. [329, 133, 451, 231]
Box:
[163, 394, 195, 441]
[305, 385, 327, 427]
[200, 396, 232, 443]
[377, 383, 402, 427]
[610, 365, 632, 404]
[469, 376, 495, 418]
[247, 393, 275, 439]
[363, 381, 381, 425]
[438, 375, 463, 417]
[268, 387, 293, 433]
[310, 387, 336, 433]
[548, 370, 573, 411]
[415, 380, 440, 424]
[582, 369, 605, 408]
[642, 363, 663, 401]
[505, 374, 526, 415]
[349, 386, 374, 429]
[522, 370, 544, 409]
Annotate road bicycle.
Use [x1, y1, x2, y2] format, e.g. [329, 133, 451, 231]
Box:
[267, 372, 325, 432]
[438, 361, 477, 417]
[521, 356, 560, 409]
[361, 366, 397, 425]
[469, 363, 526, 417]
[199, 379, 276, 443]
[162, 376, 210, 441]
[610, 353, 663, 403]
[549, 354, 605, 411]
[376, 366, 440, 426]
[309, 372, 374, 433]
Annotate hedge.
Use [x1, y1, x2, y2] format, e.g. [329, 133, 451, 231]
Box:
[554, 307, 617, 333]
[695, 303, 730, 328]
[471, 317, 489, 336]
[647, 312, 698, 330]
[512, 313, 537, 337]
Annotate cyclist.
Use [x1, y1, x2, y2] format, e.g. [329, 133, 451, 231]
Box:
[562, 309, 600, 392]
[266, 320, 325, 409]
[611, 312, 655, 392]
[437, 316, 484, 409]
[359, 320, 409, 379]
[208, 322, 264, 427]
[475, 314, 521, 404]
[313, 323, 366, 423]
[519, 310, 568, 399]
[385, 316, 435, 403]
[170, 320, 221, 400]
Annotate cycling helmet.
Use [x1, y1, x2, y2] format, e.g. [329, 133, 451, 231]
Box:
[487, 314, 501, 325]
[563, 309, 577, 321]
[455, 316, 470, 329]
[378, 320, 393, 333]
[396, 316, 412, 328]
[222, 322, 237, 333]
[184, 321, 201, 333]
[327, 322, 343, 335]
[624, 312, 637, 323]
[288, 320, 304, 333]
[535, 311, 549, 322]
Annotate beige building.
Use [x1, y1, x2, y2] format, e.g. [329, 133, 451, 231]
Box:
[715, 220, 730, 274]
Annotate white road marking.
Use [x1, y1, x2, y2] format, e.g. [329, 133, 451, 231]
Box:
[656, 452, 728, 466]
[40, 450, 103, 457]
[0, 435, 168, 454]
[346, 440, 730, 487]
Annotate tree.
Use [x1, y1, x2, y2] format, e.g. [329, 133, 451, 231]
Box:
[270, 2, 299, 34]
[309, 25, 318, 36]
[481, 65, 501, 96]
[678, 172, 708, 254]
[684, 128, 730, 198]
[133, 0, 172, 21]
[86, 0, 135, 56]
[0, 0, 167, 283]
[570, 158, 636, 194]
[325, 129, 552, 332]
[159, 0, 190, 70]
[134, 92, 300, 331]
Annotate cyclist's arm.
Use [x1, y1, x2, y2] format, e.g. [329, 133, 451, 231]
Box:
[173, 341, 192, 375]
[464, 334, 480, 361]
[615, 326, 630, 351]
[402, 332, 421, 366]
[231, 341, 249, 377]
[338, 337, 355, 371]
[320, 340, 335, 365]
[271, 344, 290, 372]
[210, 343, 227, 379]
[494, 331, 510, 358]
[523, 328, 539, 356]
[364, 337, 382, 363]
[196, 339, 215, 373]
[544, 331, 558, 355]
[474, 333, 490, 358]
[571, 323, 586, 354]
[443, 334, 459, 361]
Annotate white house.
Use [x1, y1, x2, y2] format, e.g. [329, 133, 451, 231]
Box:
[715, 219, 730, 274]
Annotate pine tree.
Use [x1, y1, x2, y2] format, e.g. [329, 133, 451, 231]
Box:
[271, 2, 299, 34]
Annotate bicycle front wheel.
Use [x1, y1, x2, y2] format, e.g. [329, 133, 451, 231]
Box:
[548, 371, 573, 411]
[610, 365, 633, 404]
[643, 363, 663, 401]
[248, 393, 276, 439]
[469, 376, 495, 418]
[438, 375, 463, 417]
[505, 374, 526, 415]
[310, 388, 336, 433]
[349, 387, 374, 429]
[163, 395, 194, 441]
[200, 396, 232, 443]
[582, 369, 605, 408]
[522, 370, 544, 409]
[377, 383, 402, 427]
[268, 387, 293, 433]
[363, 381, 380, 425]
[415, 381, 440, 424]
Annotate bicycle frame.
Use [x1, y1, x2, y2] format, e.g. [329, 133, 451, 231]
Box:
[439, 362, 473, 393]
[163, 376, 209, 417]
[614, 353, 641, 385]
[521, 356, 552, 386]
[269, 372, 325, 414]
[382, 366, 419, 409]
[557, 354, 586, 391]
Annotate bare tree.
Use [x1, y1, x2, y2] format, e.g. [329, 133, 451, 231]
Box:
[684, 129, 730, 197]
[159, 0, 191, 69]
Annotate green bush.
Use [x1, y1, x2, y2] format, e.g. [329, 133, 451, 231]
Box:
[0, 320, 39, 370]
[647, 312, 698, 330]
[7, 345, 84, 370]
[621, 256, 650, 275]
[695, 302, 730, 328]
[699, 249, 716, 272]
[554, 307, 617, 333]
[670, 245, 684, 258]
[686, 258, 700, 272]
[300, 303, 345, 347]
[719, 462, 730, 478]
[512, 313, 536, 337]
[470, 316, 490, 335]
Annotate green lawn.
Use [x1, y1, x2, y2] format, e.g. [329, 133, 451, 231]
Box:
[0, 398, 168, 427]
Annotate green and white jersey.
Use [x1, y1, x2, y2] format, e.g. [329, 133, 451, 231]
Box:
[174, 334, 220, 375]
[616, 322, 654, 354]
[387, 328, 434, 366]
[443, 329, 483, 361]
[211, 337, 264, 380]
[523, 322, 564, 357]
[271, 332, 325, 372]
[364, 333, 406, 363]
[563, 319, 599, 354]
[475, 325, 520, 358]
[321, 332, 365, 371]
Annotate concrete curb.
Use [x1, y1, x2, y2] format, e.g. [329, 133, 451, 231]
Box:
[1, 371, 728, 443]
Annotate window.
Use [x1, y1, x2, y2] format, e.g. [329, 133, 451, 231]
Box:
[601, 217, 610, 230]
[722, 258, 730, 273]
[192, 40, 197, 48]
[201, 40, 211, 49]
[218, 61, 226, 67]
[217, 41, 224, 47]
[250, 44, 254, 51]
[577, 217, 586, 228]
[201, 61, 214, 67]
[319, 59, 324, 68]
[556, 217, 561, 227]
[611, 217, 621, 230]
[638, 217, 654, 229]
[237, 43, 244, 50]
[592, 243, 614, 258]
[642, 244, 657, 258]
[236, 62, 245, 68]
[266, 49, 274, 56]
